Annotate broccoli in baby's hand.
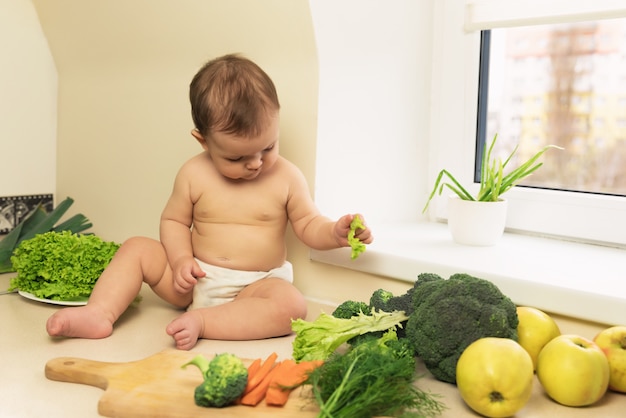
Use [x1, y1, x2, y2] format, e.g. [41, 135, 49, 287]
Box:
[406, 273, 518, 384]
[347, 215, 366, 259]
[182, 353, 248, 408]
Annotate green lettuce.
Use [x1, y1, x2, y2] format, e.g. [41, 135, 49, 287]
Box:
[291, 310, 409, 362]
[0, 196, 92, 273]
[347, 215, 366, 260]
[8, 231, 120, 301]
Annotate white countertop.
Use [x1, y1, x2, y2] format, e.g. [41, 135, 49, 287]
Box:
[1, 273, 625, 417]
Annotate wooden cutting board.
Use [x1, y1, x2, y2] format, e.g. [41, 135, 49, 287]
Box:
[45, 349, 319, 417]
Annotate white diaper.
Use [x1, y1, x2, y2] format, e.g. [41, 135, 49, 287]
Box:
[187, 259, 294, 310]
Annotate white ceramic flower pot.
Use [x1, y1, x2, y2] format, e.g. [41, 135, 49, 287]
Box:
[447, 196, 508, 246]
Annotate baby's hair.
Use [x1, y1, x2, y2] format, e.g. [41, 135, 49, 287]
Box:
[189, 54, 280, 138]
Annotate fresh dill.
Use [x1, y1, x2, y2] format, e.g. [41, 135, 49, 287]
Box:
[305, 331, 445, 418]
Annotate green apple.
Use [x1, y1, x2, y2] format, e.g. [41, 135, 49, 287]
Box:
[456, 337, 534, 418]
[594, 325, 626, 393]
[537, 334, 609, 406]
[516, 306, 561, 371]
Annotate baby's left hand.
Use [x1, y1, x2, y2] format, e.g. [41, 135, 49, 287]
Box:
[334, 213, 373, 247]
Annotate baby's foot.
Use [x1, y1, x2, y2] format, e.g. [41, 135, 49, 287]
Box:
[46, 305, 114, 339]
[166, 311, 204, 350]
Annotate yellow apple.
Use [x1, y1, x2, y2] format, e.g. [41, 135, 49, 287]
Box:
[516, 306, 561, 371]
[594, 325, 626, 393]
[456, 337, 534, 418]
[536, 334, 609, 407]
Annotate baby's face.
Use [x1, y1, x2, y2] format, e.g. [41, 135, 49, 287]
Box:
[206, 114, 280, 181]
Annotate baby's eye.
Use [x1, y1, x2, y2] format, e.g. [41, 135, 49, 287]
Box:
[264, 144, 275, 152]
[226, 156, 242, 162]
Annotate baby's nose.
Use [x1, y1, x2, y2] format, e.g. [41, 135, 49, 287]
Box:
[246, 156, 263, 170]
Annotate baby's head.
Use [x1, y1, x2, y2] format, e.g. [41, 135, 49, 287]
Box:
[189, 54, 280, 139]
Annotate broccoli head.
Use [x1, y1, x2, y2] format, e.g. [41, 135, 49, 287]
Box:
[182, 353, 248, 408]
[406, 273, 518, 384]
[332, 300, 371, 319]
[415, 272, 445, 285]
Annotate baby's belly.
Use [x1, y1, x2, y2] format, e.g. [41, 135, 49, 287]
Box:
[191, 225, 287, 272]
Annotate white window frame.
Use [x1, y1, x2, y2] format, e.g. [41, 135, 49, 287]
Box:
[428, 0, 626, 247]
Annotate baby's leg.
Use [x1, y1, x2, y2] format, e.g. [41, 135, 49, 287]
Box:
[166, 278, 307, 349]
[46, 237, 174, 338]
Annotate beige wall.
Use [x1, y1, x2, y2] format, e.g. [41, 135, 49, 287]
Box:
[0, 0, 56, 198]
[32, 0, 412, 305]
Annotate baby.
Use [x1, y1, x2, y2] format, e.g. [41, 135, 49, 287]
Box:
[46, 54, 373, 350]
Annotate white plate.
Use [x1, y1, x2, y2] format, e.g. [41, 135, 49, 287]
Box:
[18, 291, 88, 306]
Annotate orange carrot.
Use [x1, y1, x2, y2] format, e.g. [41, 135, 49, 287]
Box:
[245, 358, 262, 383]
[265, 359, 324, 406]
[242, 352, 278, 395]
[240, 360, 283, 406]
[286, 359, 324, 386]
[264, 360, 296, 406]
[231, 358, 263, 406]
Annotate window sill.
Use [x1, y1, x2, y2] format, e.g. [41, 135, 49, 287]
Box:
[310, 222, 625, 326]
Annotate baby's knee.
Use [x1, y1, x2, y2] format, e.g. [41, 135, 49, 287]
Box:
[120, 236, 161, 254]
[279, 292, 308, 323]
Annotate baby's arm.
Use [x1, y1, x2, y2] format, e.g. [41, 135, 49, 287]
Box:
[160, 165, 206, 293]
[286, 163, 373, 249]
[292, 211, 373, 251]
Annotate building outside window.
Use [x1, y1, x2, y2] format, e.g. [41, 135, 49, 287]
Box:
[481, 19, 626, 197]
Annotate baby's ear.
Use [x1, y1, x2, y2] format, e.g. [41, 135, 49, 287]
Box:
[191, 129, 208, 148]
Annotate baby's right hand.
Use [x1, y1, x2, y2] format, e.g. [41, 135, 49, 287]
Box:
[173, 258, 205, 294]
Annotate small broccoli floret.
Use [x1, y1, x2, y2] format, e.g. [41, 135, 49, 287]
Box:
[350, 329, 415, 361]
[182, 353, 248, 408]
[385, 290, 414, 314]
[371, 274, 445, 317]
[369, 289, 394, 311]
[332, 300, 371, 319]
[349, 329, 414, 360]
[406, 273, 518, 384]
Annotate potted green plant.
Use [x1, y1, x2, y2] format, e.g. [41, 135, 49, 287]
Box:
[423, 135, 561, 246]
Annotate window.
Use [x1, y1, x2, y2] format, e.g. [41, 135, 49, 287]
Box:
[309, 0, 625, 326]
[477, 20, 626, 198]
[430, 0, 626, 247]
